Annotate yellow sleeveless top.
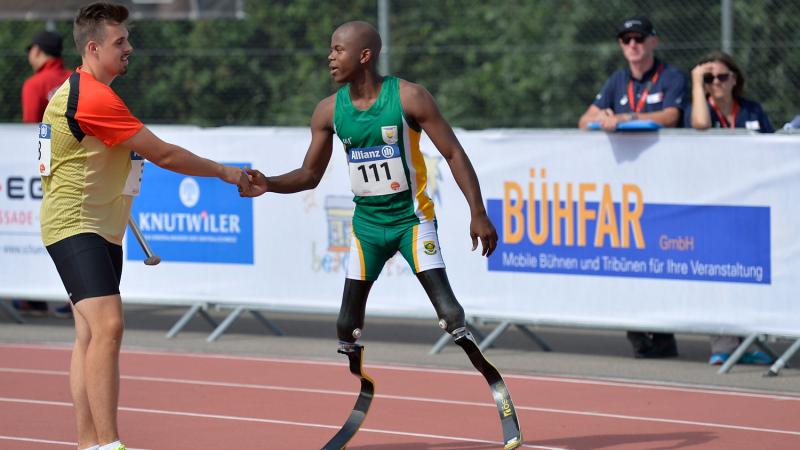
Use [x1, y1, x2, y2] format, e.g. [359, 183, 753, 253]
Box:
[40, 68, 143, 246]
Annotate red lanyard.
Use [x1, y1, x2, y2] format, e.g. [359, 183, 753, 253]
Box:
[627, 64, 664, 113]
[708, 97, 739, 128]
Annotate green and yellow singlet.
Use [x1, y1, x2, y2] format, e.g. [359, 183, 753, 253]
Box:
[333, 76, 435, 226]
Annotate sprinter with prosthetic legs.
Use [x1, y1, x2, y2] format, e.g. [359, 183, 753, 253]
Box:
[240, 20, 522, 449]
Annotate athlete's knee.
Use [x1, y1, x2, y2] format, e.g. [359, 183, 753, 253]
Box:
[92, 317, 124, 348]
[74, 333, 91, 350]
[336, 314, 363, 343]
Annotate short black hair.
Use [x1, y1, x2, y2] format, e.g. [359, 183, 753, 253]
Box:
[73, 2, 129, 56]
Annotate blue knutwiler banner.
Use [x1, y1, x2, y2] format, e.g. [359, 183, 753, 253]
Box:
[127, 162, 254, 264]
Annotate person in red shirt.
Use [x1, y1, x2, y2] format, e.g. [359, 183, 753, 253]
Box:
[22, 30, 72, 123]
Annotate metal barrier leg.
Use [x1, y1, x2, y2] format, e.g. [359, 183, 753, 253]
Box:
[478, 320, 511, 352]
[429, 332, 452, 355]
[754, 338, 780, 362]
[249, 310, 284, 336]
[765, 338, 800, 377]
[0, 300, 26, 324]
[198, 307, 220, 328]
[718, 333, 758, 374]
[467, 318, 487, 341]
[207, 306, 245, 342]
[515, 324, 552, 352]
[166, 303, 217, 338]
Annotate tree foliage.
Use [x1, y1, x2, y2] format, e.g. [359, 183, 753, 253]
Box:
[0, 0, 796, 128]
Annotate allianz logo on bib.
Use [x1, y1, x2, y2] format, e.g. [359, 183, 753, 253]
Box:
[349, 144, 398, 163]
[127, 162, 254, 264]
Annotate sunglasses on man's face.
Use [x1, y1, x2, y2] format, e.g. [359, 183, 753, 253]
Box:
[703, 73, 731, 84]
[620, 34, 646, 45]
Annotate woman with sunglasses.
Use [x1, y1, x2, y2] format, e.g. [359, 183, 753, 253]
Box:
[686, 51, 773, 132]
[687, 51, 774, 366]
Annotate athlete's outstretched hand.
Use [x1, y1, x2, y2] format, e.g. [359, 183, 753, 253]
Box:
[221, 165, 252, 195]
[470, 213, 497, 257]
[239, 168, 269, 197]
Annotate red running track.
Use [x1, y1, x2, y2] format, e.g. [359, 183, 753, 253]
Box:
[0, 344, 799, 449]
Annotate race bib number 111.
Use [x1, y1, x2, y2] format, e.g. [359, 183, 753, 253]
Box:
[348, 144, 409, 197]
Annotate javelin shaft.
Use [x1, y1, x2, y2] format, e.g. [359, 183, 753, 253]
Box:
[128, 216, 160, 265]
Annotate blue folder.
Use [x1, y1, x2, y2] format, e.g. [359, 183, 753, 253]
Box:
[587, 119, 662, 131]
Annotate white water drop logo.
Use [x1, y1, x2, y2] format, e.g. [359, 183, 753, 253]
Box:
[179, 177, 200, 208]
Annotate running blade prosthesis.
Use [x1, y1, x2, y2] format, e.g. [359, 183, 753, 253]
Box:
[455, 333, 523, 450]
[321, 343, 375, 450]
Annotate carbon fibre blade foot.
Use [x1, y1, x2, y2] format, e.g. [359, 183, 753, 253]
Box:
[455, 332, 523, 449]
[321, 343, 375, 450]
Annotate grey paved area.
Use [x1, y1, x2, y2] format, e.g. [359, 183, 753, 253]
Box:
[2, 301, 799, 395]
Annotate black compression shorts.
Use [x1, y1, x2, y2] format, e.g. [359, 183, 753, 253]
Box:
[46, 233, 123, 304]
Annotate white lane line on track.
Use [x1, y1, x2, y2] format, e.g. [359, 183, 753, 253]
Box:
[0, 435, 148, 450]
[2, 342, 800, 402]
[2, 367, 799, 437]
[0, 397, 562, 450]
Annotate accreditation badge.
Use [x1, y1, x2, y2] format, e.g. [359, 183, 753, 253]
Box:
[646, 92, 664, 104]
[37, 123, 52, 176]
[745, 120, 761, 131]
[123, 151, 144, 196]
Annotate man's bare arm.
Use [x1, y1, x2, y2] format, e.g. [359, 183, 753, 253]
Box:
[634, 107, 680, 127]
[244, 96, 336, 196]
[400, 81, 497, 256]
[597, 106, 681, 130]
[578, 104, 604, 128]
[124, 127, 247, 187]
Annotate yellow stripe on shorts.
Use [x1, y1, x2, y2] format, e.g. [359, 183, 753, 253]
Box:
[353, 231, 367, 280]
[411, 224, 420, 272]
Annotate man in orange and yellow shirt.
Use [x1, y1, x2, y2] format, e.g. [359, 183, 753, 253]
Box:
[40, 4, 250, 450]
